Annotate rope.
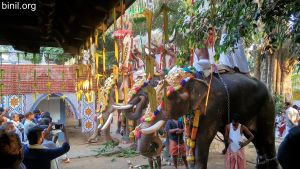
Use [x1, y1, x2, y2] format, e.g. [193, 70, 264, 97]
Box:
[215, 67, 230, 124]
[204, 65, 213, 115]
[214, 133, 225, 143]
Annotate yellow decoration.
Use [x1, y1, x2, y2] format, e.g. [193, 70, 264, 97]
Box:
[193, 109, 200, 127]
[114, 40, 119, 64]
[90, 36, 93, 55]
[47, 94, 51, 100]
[99, 74, 117, 113]
[144, 86, 157, 112]
[46, 82, 51, 89]
[61, 95, 67, 102]
[187, 155, 195, 162]
[85, 92, 91, 103]
[82, 80, 90, 90]
[143, 9, 153, 50]
[95, 53, 99, 74]
[0, 69, 4, 79]
[76, 90, 83, 101]
[95, 30, 99, 48]
[189, 140, 196, 148]
[156, 4, 174, 43]
[102, 31, 106, 75]
[95, 74, 104, 87]
[103, 48, 106, 74]
[33, 93, 37, 102]
[114, 85, 119, 104]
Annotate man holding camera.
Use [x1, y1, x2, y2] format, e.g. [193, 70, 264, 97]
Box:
[23, 124, 70, 169]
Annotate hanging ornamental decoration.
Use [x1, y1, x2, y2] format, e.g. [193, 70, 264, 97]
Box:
[99, 74, 116, 113]
[129, 0, 146, 24]
[113, 29, 132, 39]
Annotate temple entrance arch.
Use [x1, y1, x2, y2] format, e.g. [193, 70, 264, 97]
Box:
[30, 93, 79, 124]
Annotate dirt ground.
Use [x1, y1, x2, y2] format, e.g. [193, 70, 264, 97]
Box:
[60, 114, 282, 169]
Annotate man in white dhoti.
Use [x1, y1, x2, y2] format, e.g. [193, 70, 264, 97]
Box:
[219, 33, 250, 74]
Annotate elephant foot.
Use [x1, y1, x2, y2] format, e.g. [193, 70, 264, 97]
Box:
[115, 129, 120, 134]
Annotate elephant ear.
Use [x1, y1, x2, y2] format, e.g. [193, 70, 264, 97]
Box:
[189, 79, 209, 111]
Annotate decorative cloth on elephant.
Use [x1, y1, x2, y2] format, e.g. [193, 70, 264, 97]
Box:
[165, 119, 186, 156]
[127, 76, 147, 102]
[98, 74, 116, 113]
[225, 123, 246, 169]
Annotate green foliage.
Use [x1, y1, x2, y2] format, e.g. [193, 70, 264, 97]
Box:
[93, 141, 120, 157]
[273, 94, 285, 113]
[176, 1, 258, 61]
[117, 148, 138, 158]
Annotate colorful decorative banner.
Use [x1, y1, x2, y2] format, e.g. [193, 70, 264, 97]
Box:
[81, 94, 96, 133]
[0, 95, 26, 114]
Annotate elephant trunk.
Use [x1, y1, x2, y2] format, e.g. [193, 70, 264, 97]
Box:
[124, 95, 147, 121]
[137, 133, 163, 158]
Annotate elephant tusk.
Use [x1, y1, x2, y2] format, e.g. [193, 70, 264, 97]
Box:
[112, 104, 133, 110]
[101, 113, 113, 131]
[97, 113, 103, 119]
[140, 120, 166, 135]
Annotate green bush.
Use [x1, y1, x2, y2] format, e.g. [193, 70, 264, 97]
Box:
[273, 94, 285, 113]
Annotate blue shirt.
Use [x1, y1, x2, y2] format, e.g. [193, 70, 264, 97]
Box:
[23, 142, 70, 169]
[165, 119, 184, 144]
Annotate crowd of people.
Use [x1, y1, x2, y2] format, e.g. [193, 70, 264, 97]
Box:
[275, 102, 300, 138]
[0, 108, 70, 169]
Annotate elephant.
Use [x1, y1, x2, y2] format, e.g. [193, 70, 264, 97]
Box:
[88, 74, 123, 143]
[118, 68, 278, 169]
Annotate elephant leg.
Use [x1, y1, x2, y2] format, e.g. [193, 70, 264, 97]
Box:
[218, 128, 228, 155]
[194, 121, 218, 169]
[156, 156, 162, 169]
[103, 124, 113, 142]
[87, 121, 99, 143]
[116, 110, 121, 134]
[148, 157, 154, 169]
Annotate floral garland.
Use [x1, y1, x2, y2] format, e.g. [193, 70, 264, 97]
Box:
[127, 76, 149, 102]
[99, 74, 116, 113]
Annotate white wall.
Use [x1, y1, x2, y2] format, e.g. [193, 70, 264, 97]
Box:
[36, 98, 61, 122]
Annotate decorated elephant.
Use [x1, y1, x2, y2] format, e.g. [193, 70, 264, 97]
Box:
[118, 68, 278, 169]
[88, 74, 123, 143]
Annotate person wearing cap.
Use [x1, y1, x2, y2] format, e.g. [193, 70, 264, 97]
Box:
[225, 114, 254, 169]
[23, 125, 70, 169]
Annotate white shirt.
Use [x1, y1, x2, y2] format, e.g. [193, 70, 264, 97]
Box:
[229, 123, 243, 153]
[219, 33, 235, 68]
[285, 107, 299, 128]
[193, 53, 211, 72]
[154, 54, 172, 70]
[232, 37, 249, 73]
[207, 47, 215, 64]
[218, 33, 250, 73]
